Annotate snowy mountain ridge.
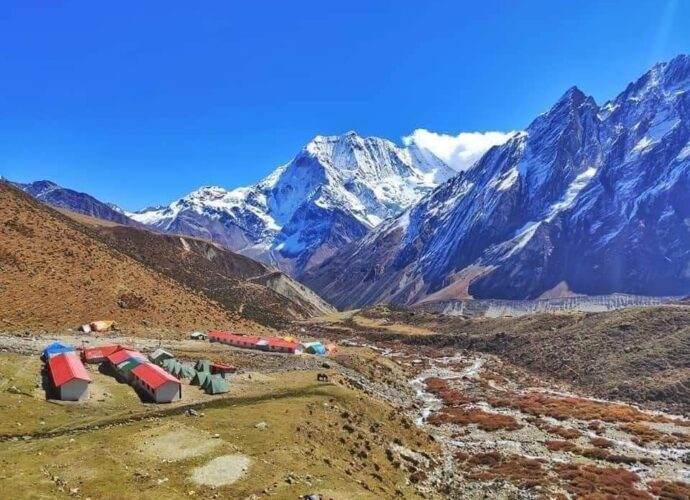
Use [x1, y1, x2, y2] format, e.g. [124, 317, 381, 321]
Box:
[129, 131, 456, 275]
[303, 54, 690, 308]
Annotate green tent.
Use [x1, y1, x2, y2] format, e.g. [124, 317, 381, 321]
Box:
[172, 362, 183, 378]
[205, 375, 229, 395]
[179, 363, 196, 379]
[190, 371, 210, 386]
[201, 375, 212, 390]
[161, 358, 177, 371]
[195, 359, 211, 372]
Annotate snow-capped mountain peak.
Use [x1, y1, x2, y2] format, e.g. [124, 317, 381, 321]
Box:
[130, 131, 454, 275]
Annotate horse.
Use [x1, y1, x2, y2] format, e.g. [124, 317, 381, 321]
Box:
[316, 373, 329, 382]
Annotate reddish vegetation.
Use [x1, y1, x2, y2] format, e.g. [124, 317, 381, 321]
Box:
[578, 447, 611, 461]
[545, 441, 651, 466]
[488, 392, 679, 424]
[589, 436, 614, 449]
[648, 480, 690, 499]
[553, 463, 651, 499]
[429, 408, 522, 432]
[458, 453, 547, 488]
[545, 440, 578, 452]
[619, 422, 690, 446]
[588, 420, 603, 431]
[530, 417, 581, 439]
[424, 378, 471, 406]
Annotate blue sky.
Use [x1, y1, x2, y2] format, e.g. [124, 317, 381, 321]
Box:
[1, 1, 689, 210]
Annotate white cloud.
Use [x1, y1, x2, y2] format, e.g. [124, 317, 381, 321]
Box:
[403, 128, 517, 172]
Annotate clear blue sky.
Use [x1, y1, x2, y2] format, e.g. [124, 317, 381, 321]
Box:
[1, 0, 689, 210]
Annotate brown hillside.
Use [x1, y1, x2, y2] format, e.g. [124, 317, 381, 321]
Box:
[87, 221, 333, 329]
[0, 182, 268, 337]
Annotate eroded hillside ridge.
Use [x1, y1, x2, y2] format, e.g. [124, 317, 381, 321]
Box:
[304, 55, 690, 308]
[414, 293, 676, 318]
[93, 223, 334, 328]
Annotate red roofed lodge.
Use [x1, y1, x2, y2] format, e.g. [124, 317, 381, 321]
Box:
[48, 352, 91, 401]
[131, 363, 181, 403]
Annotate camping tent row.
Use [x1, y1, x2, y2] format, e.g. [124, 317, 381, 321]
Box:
[160, 358, 196, 379]
[47, 351, 91, 401]
[159, 358, 229, 394]
[209, 331, 335, 355]
[190, 370, 229, 394]
[160, 358, 195, 378]
[106, 349, 180, 403]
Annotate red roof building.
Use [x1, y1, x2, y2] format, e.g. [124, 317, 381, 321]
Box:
[81, 344, 123, 364]
[265, 337, 302, 354]
[209, 331, 262, 348]
[48, 352, 91, 401]
[131, 363, 181, 403]
[107, 349, 146, 366]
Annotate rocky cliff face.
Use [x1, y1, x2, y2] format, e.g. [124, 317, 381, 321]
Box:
[303, 55, 690, 308]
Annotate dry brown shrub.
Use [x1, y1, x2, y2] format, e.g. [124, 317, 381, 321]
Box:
[531, 418, 581, 439]
[647, 480, 690, 499]
[466, 451, 502, 467]
[578, 447, 610, 461]
[429, 408, 522, 432]
[545, 440, 577, 452]
[588, 420, 603, 431]
[459, 453, 548, 489]
[589, 436, 614, 449]
[424, 377, 471, 406]
[553, 463, 651, 499]
[490, 392, 683, 424]
[619, 422, 690, 446]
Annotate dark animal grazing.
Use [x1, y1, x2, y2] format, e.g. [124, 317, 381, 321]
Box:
[317, 373, 329, 382]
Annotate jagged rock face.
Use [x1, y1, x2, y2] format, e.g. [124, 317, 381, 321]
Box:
[303, 55, 690, 308]
[130, 132, 454, 275]
[18, 180, 137, 226]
